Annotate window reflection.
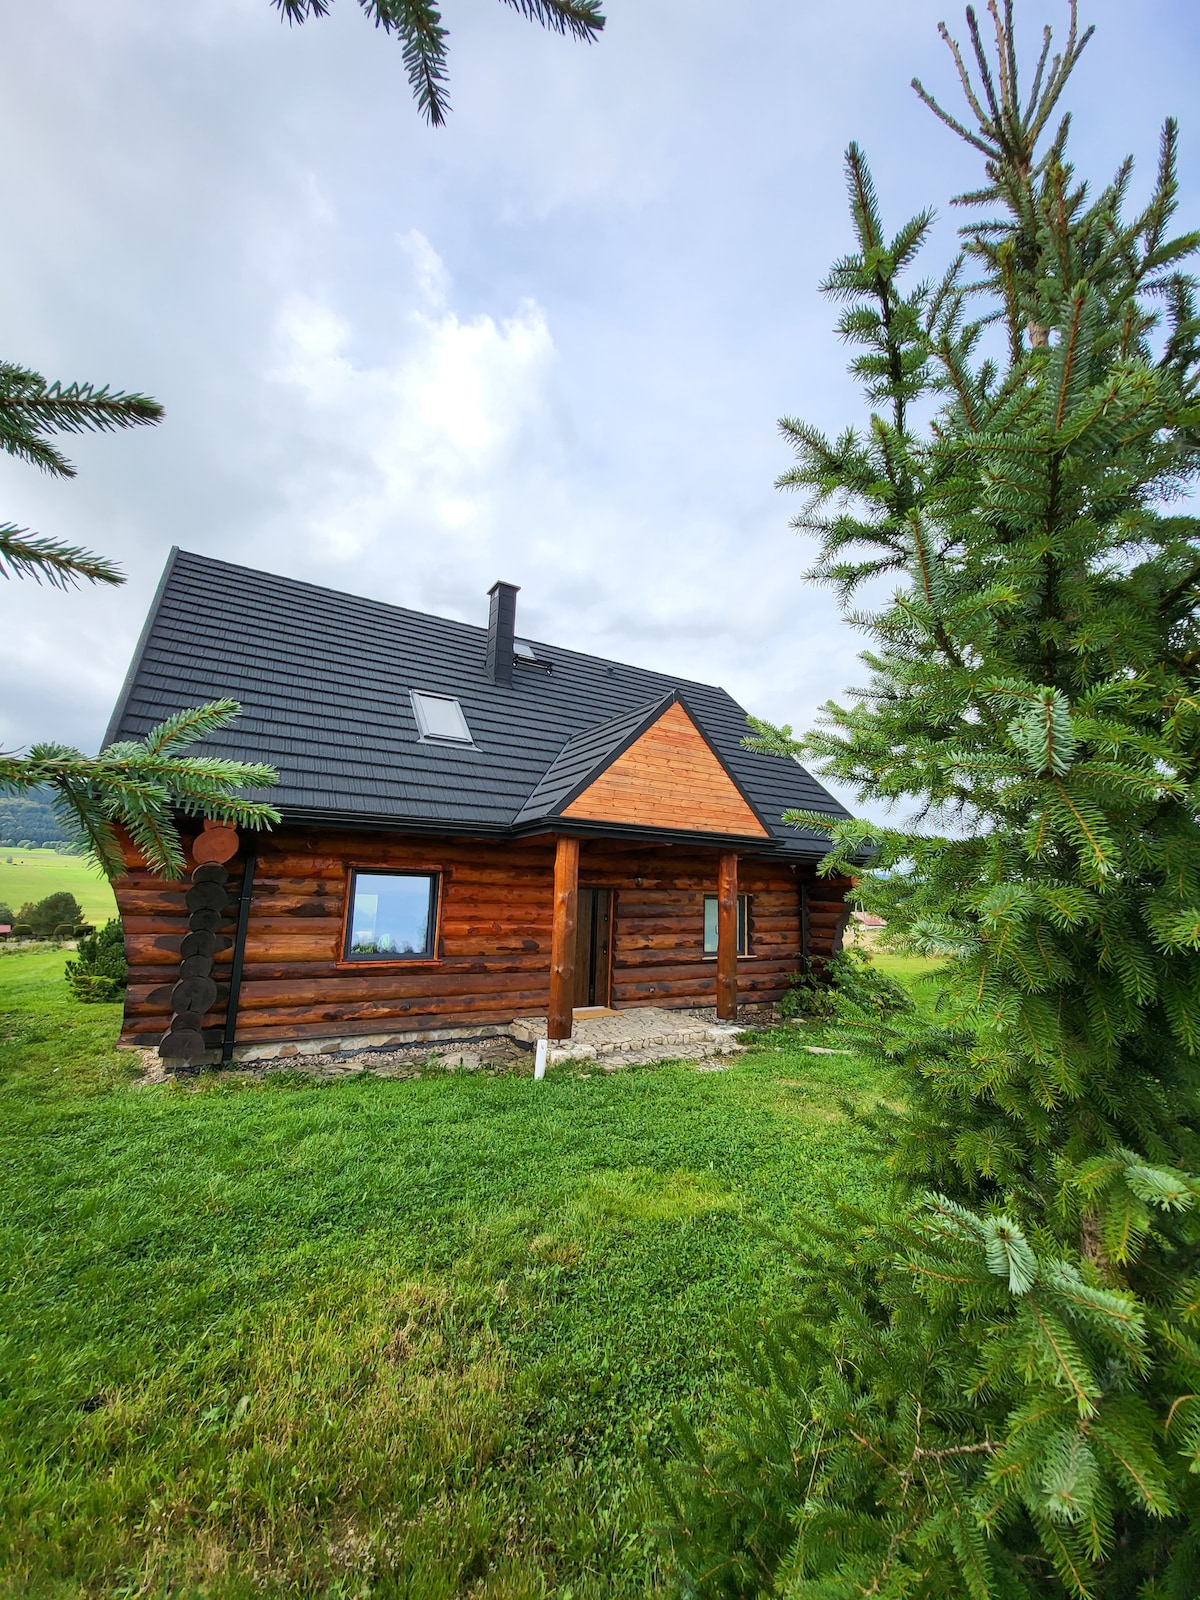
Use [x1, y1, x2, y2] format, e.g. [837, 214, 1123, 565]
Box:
[346, 872, 438, 959]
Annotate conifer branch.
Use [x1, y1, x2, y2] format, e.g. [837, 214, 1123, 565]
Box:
[0, 525, 123, 589]
[0, 701, 280, 880]
[0, 363, 162, 479]
[271, 0, 603, 124]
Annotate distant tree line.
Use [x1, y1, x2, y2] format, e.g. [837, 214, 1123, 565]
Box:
[0, 891, 88, 939]
[0, 793, 82, 849]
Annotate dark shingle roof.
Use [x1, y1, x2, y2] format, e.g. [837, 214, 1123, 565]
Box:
[105, 548, 850, 857]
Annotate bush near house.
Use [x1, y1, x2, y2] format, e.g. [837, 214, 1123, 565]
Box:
[65, 918, 127, 1002]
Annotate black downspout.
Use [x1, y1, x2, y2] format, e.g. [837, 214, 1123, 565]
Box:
[799, 879, 810, 975]
[221, 848, 256, 1066]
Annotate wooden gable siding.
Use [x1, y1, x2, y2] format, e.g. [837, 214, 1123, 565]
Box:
[562, 701, 768, 838]
[115, 827, 852, 1048]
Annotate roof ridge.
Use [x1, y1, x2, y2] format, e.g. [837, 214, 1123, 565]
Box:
[166, 547, 741, 703]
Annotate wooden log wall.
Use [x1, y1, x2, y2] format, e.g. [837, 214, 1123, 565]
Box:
[114, 826, 853, 1049]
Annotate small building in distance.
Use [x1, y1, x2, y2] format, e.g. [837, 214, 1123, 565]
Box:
[105, 550, 854, 1065]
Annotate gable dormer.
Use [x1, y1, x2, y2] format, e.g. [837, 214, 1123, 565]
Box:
[558, 697, 768, 838]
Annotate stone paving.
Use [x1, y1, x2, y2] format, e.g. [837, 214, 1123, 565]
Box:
[511, 1006, 745, 1067]
[134, 1005, 764, 1084]
[136, 1004, 764, 1081]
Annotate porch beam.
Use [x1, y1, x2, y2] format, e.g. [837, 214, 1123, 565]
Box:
[716, 849, 738, 1021]
[548, 835, 580, 1040]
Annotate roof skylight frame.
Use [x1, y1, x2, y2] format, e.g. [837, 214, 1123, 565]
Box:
[513, 638, 552, 673]
[410, 690, 474, 745]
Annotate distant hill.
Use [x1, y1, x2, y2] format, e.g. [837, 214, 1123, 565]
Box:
[0, 794, 72, 848]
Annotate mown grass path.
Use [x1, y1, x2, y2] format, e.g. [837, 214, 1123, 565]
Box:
[0, 948, 887, 1598]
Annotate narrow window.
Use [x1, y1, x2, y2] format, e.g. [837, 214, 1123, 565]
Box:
[345, 871, 439, 960]
[411, 691, 472, 743]
[703, 894, 750, 956]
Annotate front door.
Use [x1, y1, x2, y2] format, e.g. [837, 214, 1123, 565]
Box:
[573, 889, 613, 1009]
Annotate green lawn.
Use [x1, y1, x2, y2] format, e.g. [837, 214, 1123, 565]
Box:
[0, 848, 118, 927]
[869, 946, 944, 989]
[0, 947, 889, 1599]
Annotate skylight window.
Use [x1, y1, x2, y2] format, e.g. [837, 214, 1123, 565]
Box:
[514, 639, 552, 672]
[411, 691, 472, 743]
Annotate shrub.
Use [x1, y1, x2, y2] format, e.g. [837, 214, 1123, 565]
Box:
[65, 918, 127, 1003]
[0, 903, 14, 928]
[10, 924, 32, 939]
[778, 946, 910, 1022]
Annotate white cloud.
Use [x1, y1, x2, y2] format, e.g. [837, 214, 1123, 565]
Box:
[266, 237, 560, 575]
[1, 0, 1194, 813]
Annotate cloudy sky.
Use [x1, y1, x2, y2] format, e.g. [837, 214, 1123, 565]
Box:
[2, 0, 1197, 804]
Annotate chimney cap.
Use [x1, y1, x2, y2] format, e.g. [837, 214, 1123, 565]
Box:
[488, 579, 520, 596]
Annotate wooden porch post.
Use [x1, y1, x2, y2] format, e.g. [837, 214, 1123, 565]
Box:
[716, 849, 738, 1022]
[548, 835, 580, 1041]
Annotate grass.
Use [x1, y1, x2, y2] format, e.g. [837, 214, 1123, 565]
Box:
[0, 849, 118, 927]
[0, 946, 890, 1599]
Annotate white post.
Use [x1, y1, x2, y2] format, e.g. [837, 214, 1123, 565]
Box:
[534, 1038, 548, 1080]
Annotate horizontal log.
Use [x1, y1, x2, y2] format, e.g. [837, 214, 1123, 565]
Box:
[228, 1007, 547, 1043]
[612, 963, 719, 986]
[237, 968, 551, 1006]
[612, 978, 716, 1001]
[121, 915, 233, 937]
[238, 967, 553, 1006]
[243, 874, 344, 895]
[238, 959, 533, 983]
[230, 990, 552, 1029]
[115, 891, 190, 917]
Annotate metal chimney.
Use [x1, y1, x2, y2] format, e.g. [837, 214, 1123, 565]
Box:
[485, 580, 519, 686]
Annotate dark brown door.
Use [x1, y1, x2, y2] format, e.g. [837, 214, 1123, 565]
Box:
[572, 889, 613, 1009]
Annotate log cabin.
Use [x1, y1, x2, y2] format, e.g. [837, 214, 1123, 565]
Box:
[105, 549, 855, 1065]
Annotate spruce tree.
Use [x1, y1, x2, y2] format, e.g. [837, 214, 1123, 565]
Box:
[655, 4, 1200, 1594]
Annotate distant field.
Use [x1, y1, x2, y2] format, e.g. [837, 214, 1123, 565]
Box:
[0, 849, 118, 926]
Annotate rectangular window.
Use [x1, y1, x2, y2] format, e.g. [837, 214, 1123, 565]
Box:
[345, 871, 439, 960]
[411, 691, 472, 743]
[703, 894, 750, 956]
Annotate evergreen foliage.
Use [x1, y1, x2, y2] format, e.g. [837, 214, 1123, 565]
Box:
[64, 918, 128, 1002]
[0, 360, 161, 590]
[656, 4, 1200, 1594]
[1, 701, 280, 883]
[778, 945, 911, 1022]
[272, 0, 605, 125]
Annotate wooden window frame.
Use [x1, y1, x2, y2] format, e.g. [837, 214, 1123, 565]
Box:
[336, 865, 445, 971]
[702, 892, 753, 959]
